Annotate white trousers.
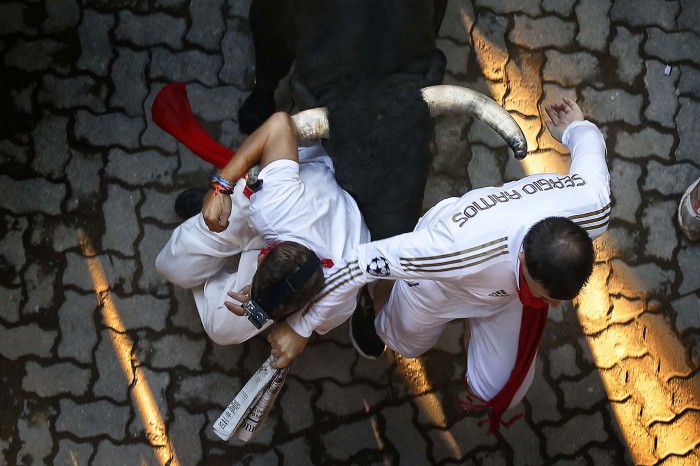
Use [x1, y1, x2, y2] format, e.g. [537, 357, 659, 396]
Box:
[155, 190, 272, 344]
[376, 280, 536, 406]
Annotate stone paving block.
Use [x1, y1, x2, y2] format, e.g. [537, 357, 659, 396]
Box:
[509, 15, 576, 50]
[92, 440, 165, 466]
[168, 407, 205, 465]
[176, 143, 214, 178]
[511, 113, 541, 156]
[186, 83, 247, 122]
[63, 252, 137, 294]
[643, 160, 700, 196]
[472, 11, 508, 82]
[277, 437, 312, 465]
[0, 215, 27, 286]
[56, 399, 130, 440]
[644, 60, 680, 129]
[428, 414, 497, 463]
[474, 0, 540, 16]
[21, 262, 58, 316]
[137, 224, 174, 292]
[320, 417, 381, 461]
[317, 380, 389, 417]
[526, 356, 561, 424]
[414, 391, 447, 428]
[610, 26, 644, 85]
[439, 0, 471, 43]
[108, 294, 170, 331]
[0, 323, 56, 359]
[74, 110, 144, 150]
[677, 244, 700, 297]
[11, 80, 36, 114]
[608, 260, 673, 299]
[440, 38, 470, 78]
[575, 0, 611, 52]
[111, 48, 149, 117]
[150, 47, 223, 87]
[614, 127, 674, 161]
[94, 328, 133, 402]
[65, 149, 104, 211]
[23, 360, 90, 397]
[4, 39, 68, 73]
[433, 115, 470, 174]
[0, 286, 21, 323]
[102, 185, 141, 256]
[504, 49, 543, 117]
[543, 411, 607, 457]
[609, 158, 641, 224]
[0, 175, 65, 215]
[106, 148, 177, 187]
[577, 264, 612, 335]
[651, 410, 700, 459]
[679, 0, 700, 35]
[432, 319, 465, 354]
[467, 119, 510, 151]
[115, 11, 186, 49]
[587, 322, 649, 370]
[544, 50, 600, 87]
[219, 18, 255, 88]
[610, 398, 658, 465]
[641, 200, 677, 261]
[17, 401, 55, 466]
[54, 439, 93, 466]
[580, 87, 642, 125]
[141, 333, 205, 369]
[0, 2, 35, 35]
[0, 139, 29, 165]
[57, 291, 98, 364]
[171, 286, 208, 335]
[187, 0, 225, 50]
[141, 85, 179, 153]
[245, 412, 278, 447]
[30, 111, 68, 178]
[383, 403, 430, 463]
[561, 369, 607, 410]
[292, 340, 355, 385]
[468, 145, 503, 189]
[548, 343, 579, 379]
[77, 10, 115, 76]
[593, 225, 640, 262]
[141, 188, 181, 225]
[422, 175, 468, 212]
[676, 97, 700, 165]
[42, 0, 80, 33]
[174, 371, 239, 408]
[38, 74, 107, 113]
[679, 65, 700, 96]
[611, 0, 679, 29]
[504, 151, 527, 182]
[543, 0, 576, 17]
[500, 416, 542, 466]
[608, 295, 645, 327]
[278, 377, 315, 434]
[646, 28, 700, 63]
[127, 366, 171, 439]
[672, 294, 700, 334]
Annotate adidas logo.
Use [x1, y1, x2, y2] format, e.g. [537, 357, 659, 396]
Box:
[488, 289, 509, 297]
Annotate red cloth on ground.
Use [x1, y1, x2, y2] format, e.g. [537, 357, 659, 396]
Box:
[151, 82, 235, 169]
[462, 265, 549, 434]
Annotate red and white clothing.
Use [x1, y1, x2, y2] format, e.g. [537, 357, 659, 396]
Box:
[298, 120, 610, 408]
[156, 145, 370, 344]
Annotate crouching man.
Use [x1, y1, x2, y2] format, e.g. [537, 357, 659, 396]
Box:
[156, 112, 370, 366]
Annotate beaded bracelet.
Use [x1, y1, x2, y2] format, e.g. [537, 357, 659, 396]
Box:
[209, 173, 235, 195]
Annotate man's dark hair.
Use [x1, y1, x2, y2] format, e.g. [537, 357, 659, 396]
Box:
[251, 241, 325, 321]
[522, 217, 594, 300]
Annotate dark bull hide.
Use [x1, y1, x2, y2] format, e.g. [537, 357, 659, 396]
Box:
[239, 0, 449, 240]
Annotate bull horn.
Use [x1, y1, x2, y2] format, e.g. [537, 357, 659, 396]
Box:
[421, 85, 528, 160]
[292, 108, 330, 140]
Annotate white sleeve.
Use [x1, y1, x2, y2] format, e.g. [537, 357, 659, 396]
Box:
[563, 120, 609, 188]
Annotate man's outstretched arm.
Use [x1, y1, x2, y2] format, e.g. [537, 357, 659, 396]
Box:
[203, 112, 299, 233]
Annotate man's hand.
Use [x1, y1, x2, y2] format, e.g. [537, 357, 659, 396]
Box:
[267, 321, 309, 369]
[544, 97, 584, 143]
[202, 188, 232, 232]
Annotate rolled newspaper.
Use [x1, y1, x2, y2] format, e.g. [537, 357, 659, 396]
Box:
[213, 354, 280, 441]
[234, 368, 288, 441]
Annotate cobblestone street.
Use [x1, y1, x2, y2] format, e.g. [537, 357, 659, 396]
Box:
[1, 0, 699, 465]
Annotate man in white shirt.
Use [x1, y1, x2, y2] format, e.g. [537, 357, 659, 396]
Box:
[156, 112, 370, 366]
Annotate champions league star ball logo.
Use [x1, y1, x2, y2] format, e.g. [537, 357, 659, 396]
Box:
[367, 257, 391, 277]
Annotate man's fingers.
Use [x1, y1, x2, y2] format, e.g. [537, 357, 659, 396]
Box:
[224, 300, 246, 316]
[227, 290, 249, 302]
[271, 354, 290, 369]
[545, 106, 560, 125]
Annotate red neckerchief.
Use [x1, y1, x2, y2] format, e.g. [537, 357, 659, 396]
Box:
[461, 264, 548, 434]
[151, 83, 234, 169]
